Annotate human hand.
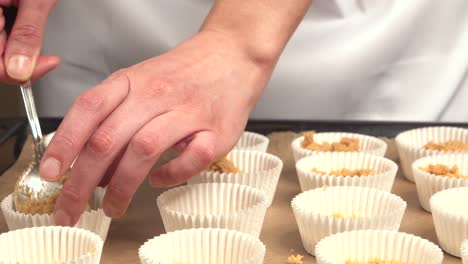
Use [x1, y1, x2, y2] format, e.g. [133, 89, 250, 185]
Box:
[40, 30, 273, 225]
[0, 0, 59, 83]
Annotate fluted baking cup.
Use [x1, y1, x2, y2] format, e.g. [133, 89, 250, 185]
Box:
[296, 152, 398, 192]
[315, 229, 443, 264]
[430, 186, 468, 257]
[139, 228, 265, 264]
[0, 226, 103, 264]
[413, 154, 468, 212]
[291, 132, 387, 162]
[187, 150, 283, 206]
[396, 126, 468, 182]
[292, 186, 406, 256]
[234, 131, 269, 152]
[461, 240, 468, 264]
[1, 187, 111, 241]
[157, 183, 268, 237]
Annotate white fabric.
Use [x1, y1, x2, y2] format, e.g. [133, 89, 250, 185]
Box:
[35, 0, 468, 121]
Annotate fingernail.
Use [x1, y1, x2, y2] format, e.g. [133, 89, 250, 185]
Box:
[40, 157, 61, 181]
[54, 209, 72, 226]
[7, 55, 33, 80]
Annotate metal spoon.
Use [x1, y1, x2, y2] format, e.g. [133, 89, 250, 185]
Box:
[13, 80, 62, 210]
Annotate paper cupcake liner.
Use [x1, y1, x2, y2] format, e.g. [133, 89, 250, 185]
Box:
[315, 229, 443, 264]
[139, 228, 265, 264]
[291, 132, 387, 162]
[296, 152, 398, 192]
[187, 150, 283, 206]
[461, 240, 468, 264]
[0, 226, 103, 264]
[396, 126, 468, 182]
[234, 131, 269, 152]
[1, 187, 111, 241]
[157, 183, 268, 237]
[292, 186, 406, 256]
[430, 187, 468, 257]
[412, 154, 468, 212]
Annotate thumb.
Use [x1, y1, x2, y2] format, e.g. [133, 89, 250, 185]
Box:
[4, 0, 57, 81]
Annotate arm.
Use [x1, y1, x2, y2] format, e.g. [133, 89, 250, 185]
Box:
[202, 0, 311, 69]
[41, 0, 312, 225]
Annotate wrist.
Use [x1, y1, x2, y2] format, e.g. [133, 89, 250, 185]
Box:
[199, 25, 281, 72]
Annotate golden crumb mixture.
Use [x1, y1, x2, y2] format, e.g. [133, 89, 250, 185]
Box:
[420, 164, 468, 179]
[301, 132, 360, 152]
[209, 157, 239, 173]
[311, 168, 376, 177]
[331, 212, 362, 219]
[14, 172, 91, 215]
[13, 189, 60, 215]
[423, 140, 468, 152]
[287, 254, 304, 264]
[346, 257, 414, 264]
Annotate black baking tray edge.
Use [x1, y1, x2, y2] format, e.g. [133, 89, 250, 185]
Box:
[246, 120, 468, 138]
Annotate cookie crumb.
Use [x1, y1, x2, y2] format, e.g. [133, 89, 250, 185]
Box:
[312, 168, 376, 177]
[420, 164, 468, 179]
[423, 140, 468, 152]
[301, 132, 360, 152]
[287, 254, 304, 264]
[209, 157, 239, 173]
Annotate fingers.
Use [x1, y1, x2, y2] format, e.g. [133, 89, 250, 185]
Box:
[150, 131, 216, 187]
[98, 148, 126, 187]
[29, 55, 60, 80]
[53, 83, 168, 225]
[0, 30, 7, 55]
[171, 135, 194, 153]
[102, 113, 193, 218]
[4, 0, 57, 81]
[40, 74, 130, 182]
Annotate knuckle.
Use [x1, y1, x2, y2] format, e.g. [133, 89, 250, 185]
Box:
[194, 146, 215, 167]
[74, 91, 104, 112]
[60, 183, 82, 204]
[108, 182, 133, 203]
[106, 69, 129, 83]
[88, 128, 115, 154]
[131, 134, 159, 158]
[10, 24, 41, 44]
[52, 130, 77, 151]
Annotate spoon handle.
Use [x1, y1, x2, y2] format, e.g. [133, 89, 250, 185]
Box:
[20, 80, 45, 160]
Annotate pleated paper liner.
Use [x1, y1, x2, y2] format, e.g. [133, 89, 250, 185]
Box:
[461, 240, 468, 264]
[139, 228, 265, 264]
[431, 186, 468, 257]
[413, 153, 468, 212]
[187, 150, 283, 206]
[291, 132, 387, 162]
[292, 186, 406, 256]
[396, 126, 468, 182]
[315, 230, 443, 264]
[296, 152, 398, 192]
[234, 131, 269, 152]
[157, 183, 268, 237]
[0, 226, 103, 264]
[1, 187, 111, 241]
